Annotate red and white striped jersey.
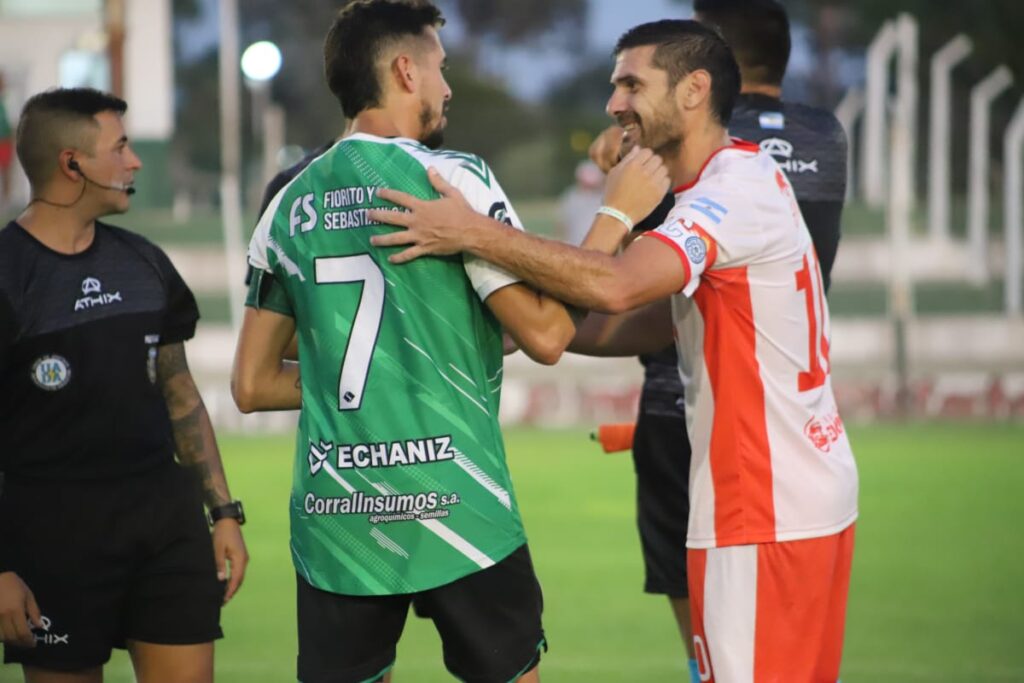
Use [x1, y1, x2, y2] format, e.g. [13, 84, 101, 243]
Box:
[646, 140, 858, 549]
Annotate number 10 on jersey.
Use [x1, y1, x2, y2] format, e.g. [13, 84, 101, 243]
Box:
[314, 255, 386, 411]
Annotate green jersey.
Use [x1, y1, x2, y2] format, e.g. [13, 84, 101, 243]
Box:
[248, 134, 528, 596]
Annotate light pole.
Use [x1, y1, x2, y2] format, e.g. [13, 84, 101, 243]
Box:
[241, 40, 284, 196]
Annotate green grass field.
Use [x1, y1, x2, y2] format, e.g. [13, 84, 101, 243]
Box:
[3, 423, 1022, 682]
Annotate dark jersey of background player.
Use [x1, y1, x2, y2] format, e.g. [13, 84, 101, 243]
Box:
[0, 220, 199, 480]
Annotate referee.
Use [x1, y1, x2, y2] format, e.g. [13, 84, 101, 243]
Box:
[589, 2, 847, 680]
[0, 88, 247, 683]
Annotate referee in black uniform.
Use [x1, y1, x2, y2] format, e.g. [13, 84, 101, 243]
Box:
[589, 2, 847, 678]
[0, 88, 248, 683]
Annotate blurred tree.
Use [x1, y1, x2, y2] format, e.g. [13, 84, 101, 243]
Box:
[172, 0, 588, 192]
[452, 0, 586, 56]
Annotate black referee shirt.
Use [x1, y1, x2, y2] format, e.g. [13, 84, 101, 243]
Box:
[0, 221, 199, 480]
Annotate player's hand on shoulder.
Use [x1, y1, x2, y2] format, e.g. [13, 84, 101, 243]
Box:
[0, 571, 43, 648]
[589, 125, 624, 174]
[212, 520, 249, 605]
[369, 168, 481, 264]
[603, 146, 670, 225]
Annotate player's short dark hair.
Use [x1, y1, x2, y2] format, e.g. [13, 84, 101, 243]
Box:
[614, 19, 740, 125]
[693, 0, 790, 86]
[324, 0, 446, 119]
[16, 87, 127, 188]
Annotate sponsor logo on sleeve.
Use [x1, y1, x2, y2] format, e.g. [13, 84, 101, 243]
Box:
[31, 355, 71, 390]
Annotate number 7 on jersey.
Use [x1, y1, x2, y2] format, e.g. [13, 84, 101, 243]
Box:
[314, 255, 385, 411]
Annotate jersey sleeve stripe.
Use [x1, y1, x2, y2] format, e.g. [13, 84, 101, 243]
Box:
[646, 231, 692, 290]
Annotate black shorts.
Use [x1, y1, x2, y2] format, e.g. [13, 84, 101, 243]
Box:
[632, 386, 691, 597]
[0, 461, 224, 671]
[297, 544, 545, 683]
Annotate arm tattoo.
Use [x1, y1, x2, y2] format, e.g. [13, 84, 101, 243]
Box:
[157, 343, 232, 509]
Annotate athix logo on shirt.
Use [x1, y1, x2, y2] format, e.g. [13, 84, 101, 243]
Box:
[74, 276, 123, 312]
[33, 615, 70, 646]
[760, 137, 819, 175]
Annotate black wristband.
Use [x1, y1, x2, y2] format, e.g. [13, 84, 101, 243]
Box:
[209, 500, 246, 526]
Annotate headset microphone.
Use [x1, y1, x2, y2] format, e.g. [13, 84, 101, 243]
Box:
[69, 158, 136, 195]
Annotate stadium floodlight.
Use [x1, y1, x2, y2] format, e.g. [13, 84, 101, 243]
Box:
[861, 20, 899, 209]
[1005, 98, 1024, 317]
[928, 34, 972, 243]
[967, 65, 1014, 285]
[241, 40, 282, 83]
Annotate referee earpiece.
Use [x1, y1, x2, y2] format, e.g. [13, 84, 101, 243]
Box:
[68, 158, 81, 173]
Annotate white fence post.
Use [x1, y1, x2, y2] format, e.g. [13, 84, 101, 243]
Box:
[967, 65, 1014, 284]
[1005, 98, 1024, 316]
[887, 15, 918, 413]
[834, 87, 864, 203]
[862, 20, 899, 208]
[928, 34, 972, 242]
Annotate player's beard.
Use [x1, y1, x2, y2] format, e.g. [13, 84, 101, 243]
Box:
[419, 100, 447, 150]
[618, 97, 683, 160]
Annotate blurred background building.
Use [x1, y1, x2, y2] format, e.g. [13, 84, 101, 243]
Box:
[0, 0, 174, 208]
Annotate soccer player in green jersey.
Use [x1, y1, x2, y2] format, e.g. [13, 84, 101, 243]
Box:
[230, 2, 666, 682]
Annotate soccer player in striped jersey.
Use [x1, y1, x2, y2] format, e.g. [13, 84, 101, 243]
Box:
[230, 2, 665, 682]
[370, 19, 858, 683]
[587, 3, 849, 679]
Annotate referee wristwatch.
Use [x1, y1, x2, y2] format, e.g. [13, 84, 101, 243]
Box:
[209, 501, 246, 526]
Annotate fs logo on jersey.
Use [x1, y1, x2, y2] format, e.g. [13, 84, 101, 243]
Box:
[74, 276, 123, 312]
[760, 137, 819, 174]
[685, 236, 707, 264]
[289, 193, 317, 236]
[31, 355, 71, 391]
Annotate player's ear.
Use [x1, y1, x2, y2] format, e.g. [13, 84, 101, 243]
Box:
[680, 69, 712, 113]
[391, 53, 418, 95]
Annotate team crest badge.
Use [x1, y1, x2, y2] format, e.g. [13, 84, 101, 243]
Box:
[685, 235, 707, 264]
[31, 355, 71, 391]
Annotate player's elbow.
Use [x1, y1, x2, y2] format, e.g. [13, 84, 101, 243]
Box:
[231, 372, 259, 414]
[593, 290, 634, 316]
[517, 326, 572, 365]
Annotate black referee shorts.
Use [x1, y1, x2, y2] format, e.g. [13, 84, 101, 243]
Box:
[297, 544, 545, 683]
[0, 461, 224, 671]
[632, 386, 692, 597]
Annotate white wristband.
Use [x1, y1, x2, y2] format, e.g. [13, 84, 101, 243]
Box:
[596, 205, 634, 232]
